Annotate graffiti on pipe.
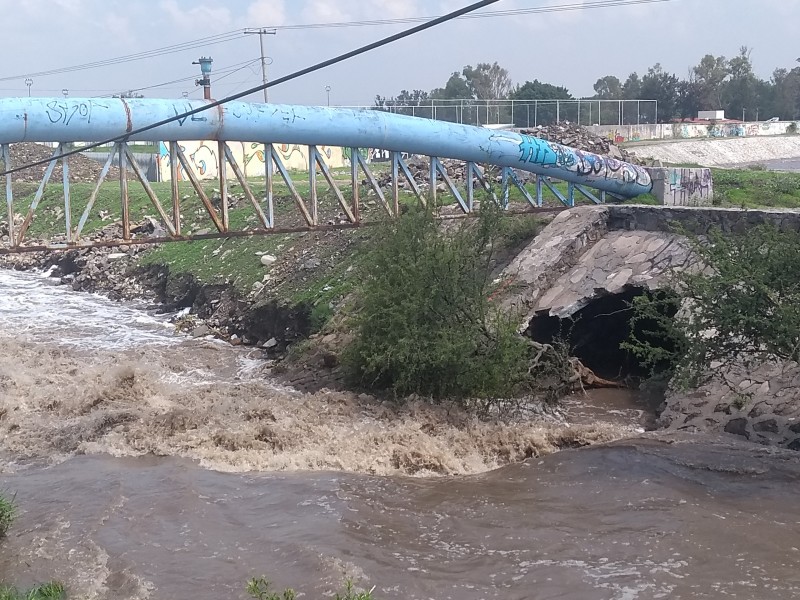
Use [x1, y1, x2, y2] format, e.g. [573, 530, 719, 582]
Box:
[517, 134, 652, 190]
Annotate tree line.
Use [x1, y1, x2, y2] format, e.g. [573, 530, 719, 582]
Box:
[375, 48, 800, 125]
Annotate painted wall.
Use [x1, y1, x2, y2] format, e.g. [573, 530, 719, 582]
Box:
[157, 141, 347, 181]
[586, 121, 799, 144]
[645, 167, 713, 206]
[157, 142, 418, 181]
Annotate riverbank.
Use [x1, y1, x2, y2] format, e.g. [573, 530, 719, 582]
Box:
[625, 134, 800, 168]
[2, 168, 800, 455]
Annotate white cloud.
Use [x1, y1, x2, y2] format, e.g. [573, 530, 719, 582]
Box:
[159, 0, 234, 31]
[242, 0, 288, 27]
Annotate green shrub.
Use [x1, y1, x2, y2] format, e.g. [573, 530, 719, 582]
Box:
[247, 578, 374, 600]
[0, 583, 66, 600]
[625, 225, 800, 388]
[343, 203, 541, 402]
[0, 493, 14, 538]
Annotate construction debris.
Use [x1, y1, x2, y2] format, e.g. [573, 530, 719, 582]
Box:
[0, 142, 124, 183]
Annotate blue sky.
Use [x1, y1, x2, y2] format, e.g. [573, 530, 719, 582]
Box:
[0, 0, 796, 105]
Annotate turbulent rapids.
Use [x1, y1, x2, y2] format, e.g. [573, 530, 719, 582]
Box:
[1, 268, 799, 600]
[0, 269, 628, 476]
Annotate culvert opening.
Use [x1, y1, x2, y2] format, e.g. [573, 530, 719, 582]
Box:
[528, 287, 679, 381]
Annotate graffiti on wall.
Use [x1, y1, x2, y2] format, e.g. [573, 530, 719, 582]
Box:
[158, 141, 417, 182]
[668, 169, 712, 205]
[158, 141, 347, 181]
[516, 134, 652, 191]
[605, 129, 643, 144]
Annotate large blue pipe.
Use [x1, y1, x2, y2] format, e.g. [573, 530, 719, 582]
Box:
[0, 98, 652, 197]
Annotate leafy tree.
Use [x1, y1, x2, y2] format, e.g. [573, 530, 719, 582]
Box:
[769, 64, 800, 120]
[511, 80, 573, 101]
[593, 75, 623, 99]
[510, 80, 573, 126]
[374, 89, 432, 118]
[625, 225, 800, 390]
[430, 72, 473, 100]
[724, 47, 761, 120]
[462, 62, 513, 99]
[692, 54, 730, 109]
[622, 73, 642, 99]
[677, 75, 703, 119]
[640, 63, 680, 122]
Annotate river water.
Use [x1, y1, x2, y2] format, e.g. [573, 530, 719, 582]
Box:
[0, 270, 799, 599]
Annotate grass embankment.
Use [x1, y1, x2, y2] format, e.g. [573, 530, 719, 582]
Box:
[712, 167, 800, 209]
[8, 166, 796, 333]
[5, 168, 561, 331]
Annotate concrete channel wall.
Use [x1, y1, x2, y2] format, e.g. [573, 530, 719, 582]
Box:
[586, 121, 799, 144]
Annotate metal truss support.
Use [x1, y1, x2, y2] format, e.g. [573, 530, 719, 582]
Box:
[174, 143, 225, 232]
[575, 184, 602, 205]
[309, 145, 356, 223]
[351, 149, 392, 217]
[3, 144, 13, 244]
[392, 152, 424, 209]
[17, 144, 61, 246]
[0, 139, 607, 253]
[75, 142, 119, 241]
[267, 144, 314, 226]
[430, 156, 467, 212]
[501, 168, 536, 209]
[465, 162, 498, 212]
[222, 143, 271, 229]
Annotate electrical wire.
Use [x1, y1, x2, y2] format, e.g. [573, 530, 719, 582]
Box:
[94, 59, 263, 98]
[0, 0, 504, 180]
[1, 0, 680, 85]
[0, 30, 244, 83]
[268, 0, 678, 30]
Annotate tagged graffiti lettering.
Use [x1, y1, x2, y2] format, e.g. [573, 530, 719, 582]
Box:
[45, 100, 102, 126]
[668, 169, 712, 204]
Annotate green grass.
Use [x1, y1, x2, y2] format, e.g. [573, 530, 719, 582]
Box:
[0, 493, 14, 537]
[247, 578, 374, 600]
[711, 168, 800, 209]
[0, 583, 66, 600]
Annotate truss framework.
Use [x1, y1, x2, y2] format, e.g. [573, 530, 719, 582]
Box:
[0, 141, 610, 253]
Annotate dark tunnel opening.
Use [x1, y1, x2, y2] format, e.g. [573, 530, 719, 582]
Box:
[527, 287, 679, 382]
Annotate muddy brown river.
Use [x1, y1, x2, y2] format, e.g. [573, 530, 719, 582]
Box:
[1, 269, 799, 599]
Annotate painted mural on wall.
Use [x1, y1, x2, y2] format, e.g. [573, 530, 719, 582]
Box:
[158, 141, 417, 181]
[158, 141, 348, 181]
[589, 121, 800, 144]
[516, 134, 653, 191]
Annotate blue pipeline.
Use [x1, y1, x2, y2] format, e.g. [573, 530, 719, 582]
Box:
[0, 98, 652, 197]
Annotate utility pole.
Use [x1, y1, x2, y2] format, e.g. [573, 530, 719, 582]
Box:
[244, 28, 277, 103]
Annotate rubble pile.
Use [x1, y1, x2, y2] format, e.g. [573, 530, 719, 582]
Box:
[1, 143, 124, 183]
[520, 122, 645, 164]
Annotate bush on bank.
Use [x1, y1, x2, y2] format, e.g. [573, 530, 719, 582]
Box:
[343, 203, 568, 403]
[624, 224, 800, 389]
[0, 493, 14, 538]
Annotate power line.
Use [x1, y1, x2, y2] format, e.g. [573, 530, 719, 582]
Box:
[0, 30, 244, 83]
[266, 0, 678, 30]
[95, 59, 263, 98]
[0, 0, 503, 178]
[0, 0, 680, 85]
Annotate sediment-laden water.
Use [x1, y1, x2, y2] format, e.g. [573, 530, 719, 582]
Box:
[1, 269, 798, 599]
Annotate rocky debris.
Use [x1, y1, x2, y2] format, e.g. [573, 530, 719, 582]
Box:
[520, 122, 651, 165]
[1, 142, 126, 183]
[660, 360, 800, 451]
